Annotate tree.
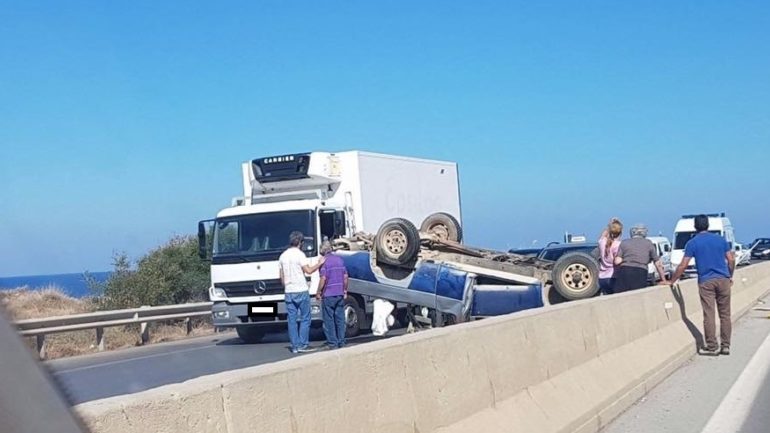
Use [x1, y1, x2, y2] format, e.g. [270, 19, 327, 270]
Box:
[91, 235, 210, 309]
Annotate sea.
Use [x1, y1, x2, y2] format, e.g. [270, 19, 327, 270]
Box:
[0, 272, 112, 298]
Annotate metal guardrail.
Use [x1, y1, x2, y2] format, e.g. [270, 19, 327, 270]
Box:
[13, 302, 213, 359]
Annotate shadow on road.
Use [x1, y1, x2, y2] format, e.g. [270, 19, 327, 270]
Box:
[671, 284, 704, 351]
[215, 325, 327, 346]
[215, 326, 403, 348]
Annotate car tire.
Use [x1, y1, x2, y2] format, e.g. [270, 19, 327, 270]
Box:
[551, 252, 601, 301]
[375, 218, 421, 266]
[420, 212, 463, 243]
[236, 326, 267, 344]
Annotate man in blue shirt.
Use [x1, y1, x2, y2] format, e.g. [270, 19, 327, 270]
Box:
[670, 215, 735, 355]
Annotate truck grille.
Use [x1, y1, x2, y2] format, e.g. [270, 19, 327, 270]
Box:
[215, 279, 284, 297]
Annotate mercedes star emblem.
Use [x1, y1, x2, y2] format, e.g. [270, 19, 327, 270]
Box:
[254, 281, 267, 295]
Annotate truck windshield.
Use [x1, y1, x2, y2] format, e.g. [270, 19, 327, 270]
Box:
[212, 210, 316, 263]
[674, 231, 721, 250]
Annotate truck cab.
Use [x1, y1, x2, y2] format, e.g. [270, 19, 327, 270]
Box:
[203, 202, 346, 342]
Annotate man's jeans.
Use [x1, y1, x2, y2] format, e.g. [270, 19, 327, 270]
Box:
[699, 278, 732, 350]
[285, 292, 311, 350]
[322, 295, 346, 348]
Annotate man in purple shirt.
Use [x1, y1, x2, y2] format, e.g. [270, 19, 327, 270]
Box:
[316, 241, 349, 348]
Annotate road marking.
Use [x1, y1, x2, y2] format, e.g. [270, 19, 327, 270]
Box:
[52, 344, 217, 375]
[701, 331, 770, 433]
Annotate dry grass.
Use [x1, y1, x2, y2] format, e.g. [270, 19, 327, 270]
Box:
[0, 286, 214, 360]
[0, 286, 94, 319]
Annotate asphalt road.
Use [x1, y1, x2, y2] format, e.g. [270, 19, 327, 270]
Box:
[47, 327, 405, 405]
[603, 294, 770, 433]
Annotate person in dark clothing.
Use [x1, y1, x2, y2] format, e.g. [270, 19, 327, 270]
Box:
[670, 215, 735, 355]
[614, 224, 669, 292]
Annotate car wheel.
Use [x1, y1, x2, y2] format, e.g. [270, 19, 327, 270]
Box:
[375, 218, 421, 266]
[420, 212, 463, 243]
[551, 252, 601, 301]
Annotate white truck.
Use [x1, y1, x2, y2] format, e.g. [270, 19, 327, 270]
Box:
[198, 151, 462, 342]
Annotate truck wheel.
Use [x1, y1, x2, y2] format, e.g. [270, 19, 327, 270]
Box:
[375, 218, 421, 266]
[551, 252, 600, 301]
[344, 296, 364, 338]
[236, 326, 267, 344]
[420, 212, 463, 243]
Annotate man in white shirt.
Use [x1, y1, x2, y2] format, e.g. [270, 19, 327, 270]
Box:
[279, 231, 325, 353]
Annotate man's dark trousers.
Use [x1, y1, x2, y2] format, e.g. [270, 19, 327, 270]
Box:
[322, 295, 346, 348]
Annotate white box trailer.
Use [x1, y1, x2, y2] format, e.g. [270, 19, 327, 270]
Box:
[240, 151, 462, 236]
[199, 151, 462, 342]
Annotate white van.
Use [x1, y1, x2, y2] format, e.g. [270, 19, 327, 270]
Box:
[648, 236, 673, 282]
[671, 213, 735, 277]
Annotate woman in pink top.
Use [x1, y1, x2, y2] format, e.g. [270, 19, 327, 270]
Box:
[598, 218, 623, 295]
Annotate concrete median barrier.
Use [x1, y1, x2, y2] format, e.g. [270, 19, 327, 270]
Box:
[75, 262, 770, 433]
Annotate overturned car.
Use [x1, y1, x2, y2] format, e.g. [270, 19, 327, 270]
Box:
[333, 213, 601, 329]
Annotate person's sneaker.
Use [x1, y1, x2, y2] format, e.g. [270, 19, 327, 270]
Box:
[290, 348, 299, 354]
[297, 346, 317, 353]
[720, 347, 730, 356]
[701, 346, 720, 356]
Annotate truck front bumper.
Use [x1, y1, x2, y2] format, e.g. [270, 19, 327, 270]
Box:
[211, 299, 323, 328]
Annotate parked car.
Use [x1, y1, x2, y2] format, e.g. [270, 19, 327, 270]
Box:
[751, 238, 770, 260]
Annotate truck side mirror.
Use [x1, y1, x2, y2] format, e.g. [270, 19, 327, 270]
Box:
[333, 211, 347, 238]
[302, 236, 315, 251]
[198, 220, 213, 260]
[664, 244, 671, 253]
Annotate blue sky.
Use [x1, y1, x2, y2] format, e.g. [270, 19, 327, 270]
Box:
[1, 1, 768, 276]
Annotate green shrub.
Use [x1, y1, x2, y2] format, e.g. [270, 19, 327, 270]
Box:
[90, 235, 210, 309]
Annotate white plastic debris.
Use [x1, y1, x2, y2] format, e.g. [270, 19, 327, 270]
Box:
[371, 299, 395, 336]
